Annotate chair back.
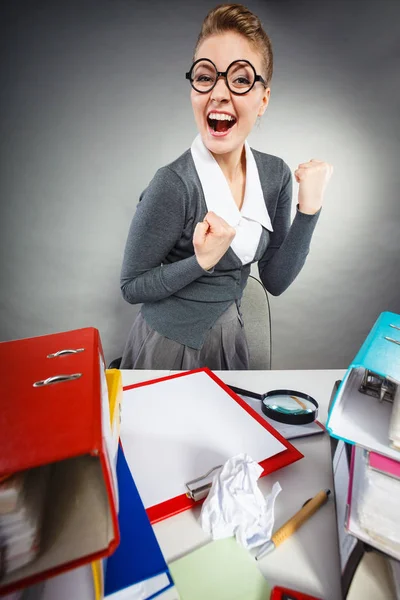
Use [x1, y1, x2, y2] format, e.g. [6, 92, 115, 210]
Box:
[240, 275, 272, 369]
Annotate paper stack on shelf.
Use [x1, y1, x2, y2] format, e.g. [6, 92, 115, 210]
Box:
[330, 394, 400, 599]
[0, 469, 49, 578]
[327, 311, 400, 597]
[347, 446, 400, 561]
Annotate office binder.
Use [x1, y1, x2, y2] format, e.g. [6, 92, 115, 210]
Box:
[346, 445, 400, 561]
[326, 311, 400, 460]
[104, 445, 174, 600]
[17, 367, 123, 600]
[0, 328, 119, 595]
[121, 368, 303, 523]
[329, 380, 400, 599]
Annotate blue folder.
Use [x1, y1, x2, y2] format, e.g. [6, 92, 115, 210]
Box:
[326, 311, 400, 456]
[104, 445, 174, 600]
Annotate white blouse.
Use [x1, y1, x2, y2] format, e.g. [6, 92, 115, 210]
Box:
[190, 134, 273, 265]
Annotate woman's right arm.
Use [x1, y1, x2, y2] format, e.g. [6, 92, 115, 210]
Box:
[120, 167, 208, 304]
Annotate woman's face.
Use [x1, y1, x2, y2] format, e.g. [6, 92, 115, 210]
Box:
[190, 31, 270, 156]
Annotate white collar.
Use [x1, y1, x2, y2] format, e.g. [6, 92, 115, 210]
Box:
[190, 134, 273, 232]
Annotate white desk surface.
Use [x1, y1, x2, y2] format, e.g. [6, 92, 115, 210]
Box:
[121, 369, 346, 600]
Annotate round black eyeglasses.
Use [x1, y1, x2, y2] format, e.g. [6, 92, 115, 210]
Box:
[185, 58, 267, 95]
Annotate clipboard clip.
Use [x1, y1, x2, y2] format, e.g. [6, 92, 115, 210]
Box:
[185, 465, 222, 502]
[359, 369, 397, 403]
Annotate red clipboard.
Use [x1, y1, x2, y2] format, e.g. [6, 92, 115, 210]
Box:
[122, 368, 303, 523]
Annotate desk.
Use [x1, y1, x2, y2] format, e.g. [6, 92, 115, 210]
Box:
[121, 369, 345, 600]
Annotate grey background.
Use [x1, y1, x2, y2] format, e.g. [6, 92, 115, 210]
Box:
[1, 0, 399, 369]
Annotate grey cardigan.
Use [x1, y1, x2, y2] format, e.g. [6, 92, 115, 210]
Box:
[121, 147, 320, 349]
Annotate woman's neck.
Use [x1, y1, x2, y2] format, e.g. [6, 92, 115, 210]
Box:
[211, 144, 246, 183]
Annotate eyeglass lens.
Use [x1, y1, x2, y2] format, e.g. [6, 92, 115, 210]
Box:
[191, 60, 255, 93]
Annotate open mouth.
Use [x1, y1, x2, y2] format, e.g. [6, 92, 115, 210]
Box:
[207, 112, 237, 135]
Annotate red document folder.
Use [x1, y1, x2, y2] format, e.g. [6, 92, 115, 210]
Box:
[0, 328, 119, 595]
[122, 368, 303, 523]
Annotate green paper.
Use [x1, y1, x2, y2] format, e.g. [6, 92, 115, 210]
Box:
[169, 538, 270, 600]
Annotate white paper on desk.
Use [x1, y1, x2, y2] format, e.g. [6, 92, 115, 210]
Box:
[121, 371, 285, 509]
[105, 573, 171, 600]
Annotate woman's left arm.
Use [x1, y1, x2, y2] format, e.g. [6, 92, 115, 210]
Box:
[258, 159, 333, 296]
[295, 158, 334, 216]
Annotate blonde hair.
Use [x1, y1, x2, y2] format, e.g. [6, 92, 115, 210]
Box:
[194, 3, 273, 86]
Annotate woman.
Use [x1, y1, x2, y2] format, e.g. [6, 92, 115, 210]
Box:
[120, 3, 333, 370]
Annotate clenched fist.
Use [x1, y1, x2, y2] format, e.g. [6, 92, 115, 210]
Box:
[193, 211, 236, 271]
[294, 159, 333, 215]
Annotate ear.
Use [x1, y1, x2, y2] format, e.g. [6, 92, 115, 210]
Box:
[258, 87, 270, 117]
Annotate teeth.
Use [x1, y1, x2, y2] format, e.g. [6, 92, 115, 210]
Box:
[208, 113, 235, 121]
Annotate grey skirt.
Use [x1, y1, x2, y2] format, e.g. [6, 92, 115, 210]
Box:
[120, 302, 249, 371]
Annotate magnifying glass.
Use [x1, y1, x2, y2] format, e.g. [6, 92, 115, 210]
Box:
[262, 390, 318, 425]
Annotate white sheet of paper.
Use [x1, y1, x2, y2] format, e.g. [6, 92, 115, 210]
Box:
[105, 573, 171, 600]
[121, 371, 285, 509]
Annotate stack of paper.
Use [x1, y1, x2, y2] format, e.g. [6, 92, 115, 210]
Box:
[347, 446, 400, 560]
[0, 468, 49, 576]
[330, 427, 400, 599]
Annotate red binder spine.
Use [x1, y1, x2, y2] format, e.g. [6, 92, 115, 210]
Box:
[0, 328, 119, 594]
